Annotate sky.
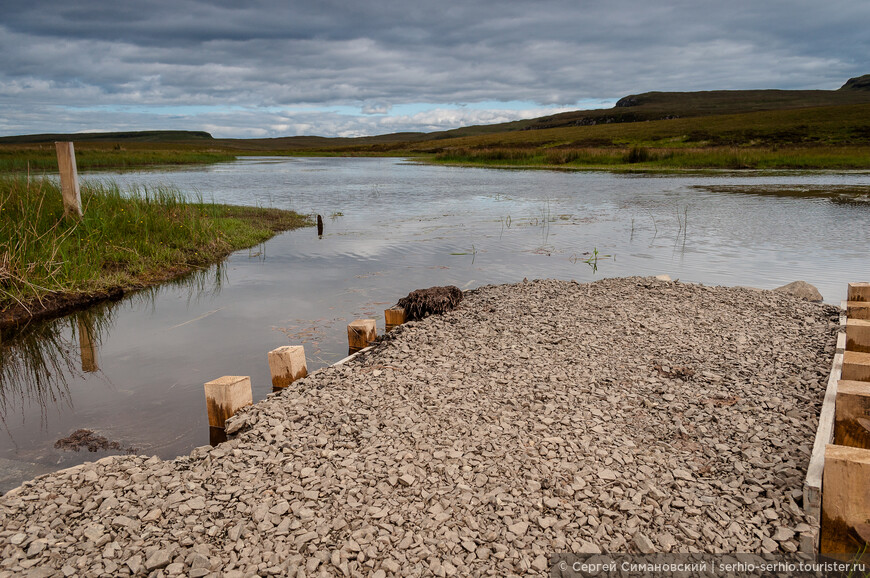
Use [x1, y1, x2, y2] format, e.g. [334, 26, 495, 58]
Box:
[1, 0, 868, 139]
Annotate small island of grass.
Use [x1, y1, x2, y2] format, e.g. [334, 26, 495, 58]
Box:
[0, 176, 312, 329]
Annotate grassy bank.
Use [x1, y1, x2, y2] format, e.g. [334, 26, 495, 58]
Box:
[430, 145, 870, 170]
[0, 176, 311, 325]
[0, 145, 236, 173]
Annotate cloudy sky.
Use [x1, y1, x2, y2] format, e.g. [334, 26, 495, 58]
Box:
[1, 0, 867, 138]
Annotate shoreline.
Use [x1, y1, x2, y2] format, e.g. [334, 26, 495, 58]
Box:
[0, 203, 313, 334]
[0, 277, 839, 575]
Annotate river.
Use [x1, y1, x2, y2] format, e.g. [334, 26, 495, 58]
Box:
[1, 157, 868, 491]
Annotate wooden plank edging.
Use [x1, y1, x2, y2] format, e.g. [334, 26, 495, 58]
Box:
[804, 351, 844, 521]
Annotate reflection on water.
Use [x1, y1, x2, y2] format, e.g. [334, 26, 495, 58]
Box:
[2, 158, 870, 490]
[0, 265, 225, 465]
[0, 315, 78, 430]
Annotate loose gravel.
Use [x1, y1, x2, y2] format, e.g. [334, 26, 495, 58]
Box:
[0, 277, 840, 577]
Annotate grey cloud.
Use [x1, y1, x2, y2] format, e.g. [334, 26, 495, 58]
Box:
[1, 0, 868, 137]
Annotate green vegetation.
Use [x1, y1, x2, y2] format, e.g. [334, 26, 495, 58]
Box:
[0, 176, 311, 319]
[0, 145, 236, 173]
[2, 75, 870, 171]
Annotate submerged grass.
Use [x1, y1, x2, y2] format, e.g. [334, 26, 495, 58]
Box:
[0, 176, 311, 316]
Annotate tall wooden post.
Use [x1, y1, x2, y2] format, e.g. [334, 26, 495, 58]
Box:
[55, 142, 82, 218]
[347, 319, 376, 354]
[204, 376, 252, 429]
[267, 345, 307, 388]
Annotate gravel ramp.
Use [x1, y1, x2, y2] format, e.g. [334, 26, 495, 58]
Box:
[0, 277, 840, 577]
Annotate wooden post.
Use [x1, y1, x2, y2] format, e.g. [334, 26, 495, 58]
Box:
[347, 319, 376, 354]
[316, 214, 324, 236]
[384, 306, 406, 332]
[820, 445, 870, 560]
[55, 142, 82, 218]
[848, 282, 870, 303]
[204, 376, 252, 429]
[77, 316, 98, 373]
[847, 301, 870, 320]
[267, 345, 307, 388]
[835, 380, 870, 449]
[846, 319, 870, 353]
[842, 351, 870, 382]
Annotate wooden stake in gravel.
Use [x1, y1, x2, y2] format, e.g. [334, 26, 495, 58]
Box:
[846, 301, 870, 320]
[842, 350, 870, 382]
[848, 282, 870, 303]
[820, 444, 870, 560]
[384, 306, 406, 332]
[846, 319, 870, 353]
[834, 380, 870, 449]
[267, 345, 308, 388]
[347, 319, 376, 354]
[55, 142, 82, 218]
[204, 376, 252, 429]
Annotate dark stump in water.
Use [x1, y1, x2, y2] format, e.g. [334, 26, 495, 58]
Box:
[397, 285, 463, 321]
[54, 429, 137, 453]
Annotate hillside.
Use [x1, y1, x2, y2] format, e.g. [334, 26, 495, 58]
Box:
[2, 75, 870, 170]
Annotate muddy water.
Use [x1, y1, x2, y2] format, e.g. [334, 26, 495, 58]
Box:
[2, 157, 869, 490]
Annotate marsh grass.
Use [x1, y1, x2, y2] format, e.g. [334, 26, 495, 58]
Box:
[432, 145, 870, 170]
[0, 176, 311, 312]
[0, 147, 236, 173]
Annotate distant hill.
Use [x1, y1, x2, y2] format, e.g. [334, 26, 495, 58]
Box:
[2, 76, 869, 149]
[840, 74, 870, 91]
[0, 130, 213, 144]
[504, 75, 870, 133]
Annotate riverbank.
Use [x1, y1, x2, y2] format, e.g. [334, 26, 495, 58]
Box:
[426, 145, 870, 171]
[0, 177, 312, 331]
[0, 277, 838, 576]
[0, 146, 236, 173]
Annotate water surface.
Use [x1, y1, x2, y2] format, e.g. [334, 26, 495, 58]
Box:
[2, 157, 868, 490]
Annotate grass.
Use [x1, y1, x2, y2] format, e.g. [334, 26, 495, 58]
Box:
[3, 94, 870, 172]
[0, 175, 311, 318]
[428, 144, 870, 170]
[0, 145, 236, 173]
[383, 103, 870, 170]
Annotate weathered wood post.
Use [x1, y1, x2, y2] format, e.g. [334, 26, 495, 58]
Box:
[848, 282, 870, 303]
[267, 345, 308, 388]
[347, 319, 376, 355]
[846, 319, 870, 353]
[384, 306, 406, 332]
[842, 351, 870, 382]
[204, 376, 252, 429]
[77, 316, 98, 373]
[820, 444, 870, 561]
[834, 380, 870, 449]
[55, 142, 82, 218]
[316, 214, 324, 236]
[847, 301, 870, 320]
